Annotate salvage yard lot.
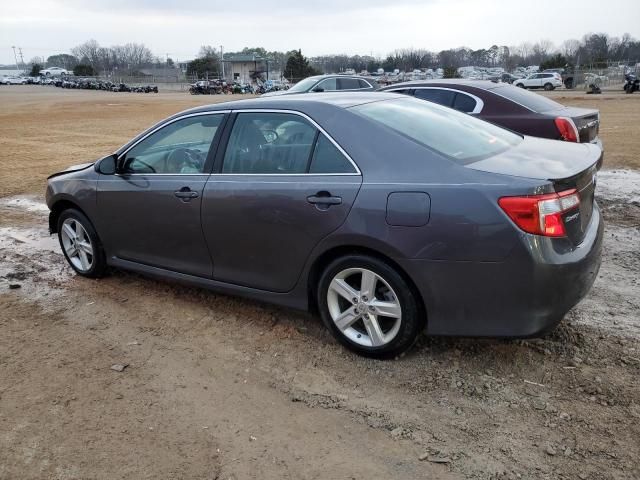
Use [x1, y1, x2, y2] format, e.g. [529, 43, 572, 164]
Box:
[1, 86, 639, 479]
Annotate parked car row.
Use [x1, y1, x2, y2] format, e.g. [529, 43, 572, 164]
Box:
[47, 79, 603, 358]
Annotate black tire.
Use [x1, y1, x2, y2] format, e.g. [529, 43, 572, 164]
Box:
[57, 208, 107, 278]
[564, 78, 573, 89]
[516, 83, 525, 88]
[543, 83, 554, 91]
[317, 254, 424, 359]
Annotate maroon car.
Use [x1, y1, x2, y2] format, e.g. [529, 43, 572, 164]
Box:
[379, 80, 602, 149]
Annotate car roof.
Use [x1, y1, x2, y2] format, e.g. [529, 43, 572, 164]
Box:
[186, 91, 400, 113]
[380, 79, 505, 91]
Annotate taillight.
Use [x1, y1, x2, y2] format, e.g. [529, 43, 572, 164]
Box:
[498, 189, 580, 237]
[555, 117, 579, 142]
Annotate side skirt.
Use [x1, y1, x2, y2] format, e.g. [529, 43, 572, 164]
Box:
[108, 256, 309, 311]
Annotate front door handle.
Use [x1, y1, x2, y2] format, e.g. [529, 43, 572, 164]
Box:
[307, 191, 342, 209]
[174, 187, 199, 201]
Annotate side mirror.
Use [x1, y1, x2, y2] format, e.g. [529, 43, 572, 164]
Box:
[96, 154, 117, 175]
[311, 86, 324, 92]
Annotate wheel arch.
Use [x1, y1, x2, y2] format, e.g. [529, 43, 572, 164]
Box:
[48, 198, 91, 234]
[306, 245, 428, 326]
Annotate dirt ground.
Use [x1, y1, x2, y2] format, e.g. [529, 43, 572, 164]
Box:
[1, 86, 639, 480]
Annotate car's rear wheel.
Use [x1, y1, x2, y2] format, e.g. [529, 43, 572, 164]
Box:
[317, 255, 423, 358]
[57, 209, 106, 278]
[544, 82, 554, 91]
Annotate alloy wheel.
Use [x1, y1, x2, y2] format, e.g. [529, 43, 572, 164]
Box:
[326, 268, 402, 348]
[60, 218, 94, 272]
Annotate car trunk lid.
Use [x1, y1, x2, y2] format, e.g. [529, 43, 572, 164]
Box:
[550, 106, 600, 143]
[467, 136, 602, 244]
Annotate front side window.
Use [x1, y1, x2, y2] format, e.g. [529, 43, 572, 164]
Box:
[121, 114, 223, 174]
[316, 78, 337, 91]
[351, 97, 522, 165]
[222, 113, 316, 174]
[288, 76, 321, 93]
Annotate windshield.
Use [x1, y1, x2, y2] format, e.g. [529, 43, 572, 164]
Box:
[287, 77, 320, 93]
[351, 97, 522, 165]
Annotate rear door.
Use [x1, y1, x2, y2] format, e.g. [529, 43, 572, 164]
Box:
[202, 110, 362, 292]
[96, 112, 226, 277]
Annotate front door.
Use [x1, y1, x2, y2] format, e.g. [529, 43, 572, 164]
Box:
[202, 111, 362, 292]
[96, 113, 226, 277]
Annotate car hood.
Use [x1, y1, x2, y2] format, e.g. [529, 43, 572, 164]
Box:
[467, 136, 602, 181]
[47, 161, 94, 180]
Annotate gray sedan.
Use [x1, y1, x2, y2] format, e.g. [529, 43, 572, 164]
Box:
[46, 93, 603, 358]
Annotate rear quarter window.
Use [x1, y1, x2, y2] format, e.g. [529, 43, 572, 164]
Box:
[351, 97, 522, 165]
[490, 84, 564, 112]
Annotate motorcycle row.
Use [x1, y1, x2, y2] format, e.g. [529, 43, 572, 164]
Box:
[189, 79, 289, 95]
[43, 77, 158, 93]
[624, 72, 640, 93]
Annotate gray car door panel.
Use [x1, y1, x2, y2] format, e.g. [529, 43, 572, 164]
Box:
[201, 174, 362, 292]
[97, 175, 213, 278]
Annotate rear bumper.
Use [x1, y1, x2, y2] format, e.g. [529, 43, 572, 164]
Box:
[399, 205, 603, 337]
[591, 136, 603, 154]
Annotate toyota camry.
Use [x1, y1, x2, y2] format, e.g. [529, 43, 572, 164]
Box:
[46, 92, 603, 358]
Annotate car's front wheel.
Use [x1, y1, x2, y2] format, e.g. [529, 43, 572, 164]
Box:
[317, 255, 423, 358]
[57, 209, 106, 278]
[516, 83, 525, 88]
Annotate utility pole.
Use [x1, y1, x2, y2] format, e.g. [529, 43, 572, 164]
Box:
[18, 48, 25, 71]
[11, 46, 18, 71]
[220, 45, 225, 80]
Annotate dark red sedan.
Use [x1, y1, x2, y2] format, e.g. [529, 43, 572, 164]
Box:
[379, 80, 602, 149]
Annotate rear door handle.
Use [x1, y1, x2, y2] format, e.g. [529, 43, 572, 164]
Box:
[174, 187, 199, 201]
[307, 193, 342, 206]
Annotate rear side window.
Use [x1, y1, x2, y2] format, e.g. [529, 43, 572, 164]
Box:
[351, 97, 522, 165]
[309, 135, 356, 174]
[452, 93, 477, 113]
[222, 113, 316, 174]
[337, 78, 361, 90]
[491, 84, 564, 112]
[358, 79, 370, 89]
[414, 88, 455, 107]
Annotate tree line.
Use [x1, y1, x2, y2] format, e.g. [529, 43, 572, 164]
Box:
[25, 32, 640, 79]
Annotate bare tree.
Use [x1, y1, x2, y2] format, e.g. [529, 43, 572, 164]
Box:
[561, 39, 581, 60]
[71, 39, 101, 68]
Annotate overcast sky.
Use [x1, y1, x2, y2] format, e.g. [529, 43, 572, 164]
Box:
[1, 0, 639, 65]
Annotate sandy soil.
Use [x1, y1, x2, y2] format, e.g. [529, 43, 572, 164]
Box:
[1, 86, 639, 480]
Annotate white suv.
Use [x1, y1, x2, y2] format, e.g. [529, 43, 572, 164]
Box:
[40, 67, 69, 76]
[513, 73, 563, 90]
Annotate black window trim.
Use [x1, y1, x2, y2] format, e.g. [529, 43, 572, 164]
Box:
[213, 109, 361, 176]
